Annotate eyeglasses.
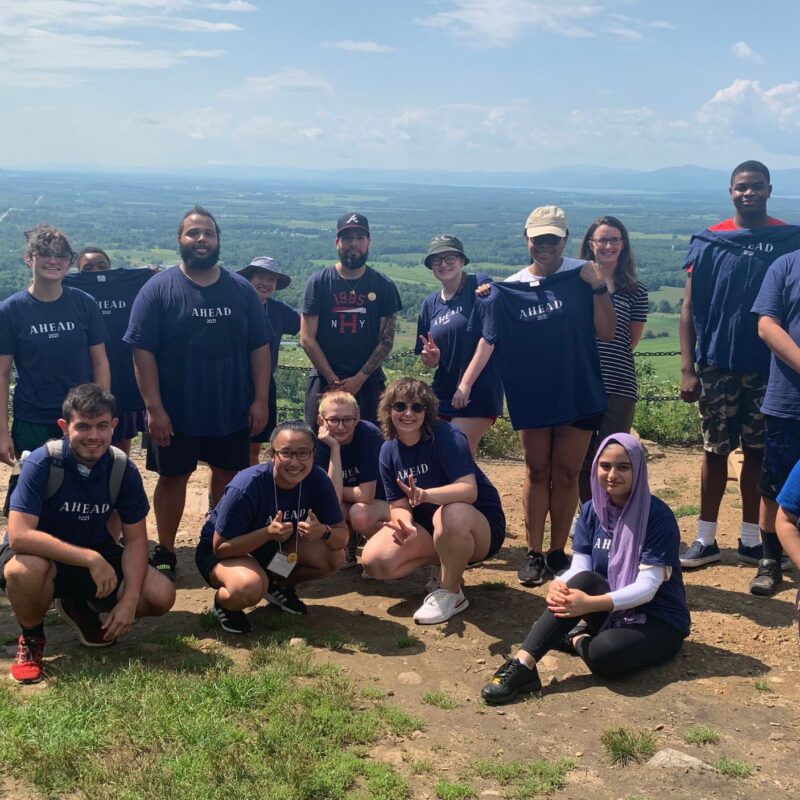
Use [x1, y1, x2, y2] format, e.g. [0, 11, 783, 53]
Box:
[528, 234, 563, 247]
[590, 237, 623, 247]
[391, 401, 426, 414]
[428, 254, 462, 267]
[322, 416, 356, 427]
[33, 251, 73, 262]
[273, 448, 314, 462]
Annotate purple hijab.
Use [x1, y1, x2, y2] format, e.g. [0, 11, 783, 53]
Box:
[590, 432, 651, 626]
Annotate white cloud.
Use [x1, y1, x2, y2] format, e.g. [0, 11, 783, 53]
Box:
[179, 49, 225, 58]
[731, 41, 764, 64]
[326, 40, 398, 53]
[220, 69, 334, 101]
[415, 0, 676, 47]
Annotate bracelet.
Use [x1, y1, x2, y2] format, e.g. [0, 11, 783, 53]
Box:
[592, 284, 609, 295]
[322, 525, 332, 541]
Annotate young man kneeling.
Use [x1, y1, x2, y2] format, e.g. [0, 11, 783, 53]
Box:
[0, 384, 175, 684]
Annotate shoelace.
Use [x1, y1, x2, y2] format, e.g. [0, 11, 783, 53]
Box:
[17, 637, 44, 663]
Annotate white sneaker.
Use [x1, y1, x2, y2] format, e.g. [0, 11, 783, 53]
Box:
[424, 565, 441, 593]
[413, 588, 469, 625]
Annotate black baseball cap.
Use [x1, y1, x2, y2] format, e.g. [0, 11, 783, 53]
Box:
[336, 212, 370, 236]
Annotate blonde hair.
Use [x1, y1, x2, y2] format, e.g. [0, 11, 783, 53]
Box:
[318, 390, 359, 416]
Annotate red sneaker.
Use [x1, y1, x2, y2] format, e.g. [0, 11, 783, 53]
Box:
[10, 635, 46, 684]
[55, 598, 113, 648]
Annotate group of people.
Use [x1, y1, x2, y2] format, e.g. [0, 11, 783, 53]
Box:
[0, 161, 797, 705]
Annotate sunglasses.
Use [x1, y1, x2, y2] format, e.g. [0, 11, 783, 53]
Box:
[528, 234, 563, 247]
[391, 401, 426, 414]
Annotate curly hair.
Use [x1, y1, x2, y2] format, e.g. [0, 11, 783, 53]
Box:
[579, 215, 640, 295]
[23, 224, 76, 263]
[377, 378, 439, 441]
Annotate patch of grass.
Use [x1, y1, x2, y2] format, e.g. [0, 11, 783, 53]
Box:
[197, 609, 219, 630]
[435, 780, 476, 800]
[478, 580, 506, 591]
[422, 691, 461, 710]
[713, 758, 753, 778]
[150, 633, 202, 653]
[754, 679, 771, 692]
[683, 724, 721, 745]
[396, 633, 422, 649]
[601, 728, 657, 766]
[0, 633, 19, 645]
[470, 758, 576, 796]
[361, 686, 387, 700]
[0, 641, 415, 798]
[673, 504, 700, 518]
[410, 759, 434, 775]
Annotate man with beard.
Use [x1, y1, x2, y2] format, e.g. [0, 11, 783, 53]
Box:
[300, 213, 402, 426]
[124, 207, 271, 581]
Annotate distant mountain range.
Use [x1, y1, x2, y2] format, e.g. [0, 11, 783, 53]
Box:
[5, 163, 800, 195]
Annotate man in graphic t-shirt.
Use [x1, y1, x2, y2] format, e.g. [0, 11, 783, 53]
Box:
[679, 160, 800, 595]
[124, 206, 271, 581]
[300, 213, 403, 427]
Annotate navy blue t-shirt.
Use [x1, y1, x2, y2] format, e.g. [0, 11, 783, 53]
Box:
[9, 439, 149, 550]
[314, 420, 386, 501]
[300, 266, 402, 382]
[379, 420, 505, 532]
[415, 273, 503, 418]
[686, 224, 800, 374]
[64, 268, 154, 412]
[573, 496, 690, 636]
[0, 287, 107, 424]
[199, 463, 343, 558]
[470, 271, 606, 430]
[264, 297, 300, 372]
[123, 267, 271, 436]
[751, 250, 800, 418]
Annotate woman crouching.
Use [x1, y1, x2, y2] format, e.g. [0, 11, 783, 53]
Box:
[481, 433, 689, 704]
[361, 378, 506, 624]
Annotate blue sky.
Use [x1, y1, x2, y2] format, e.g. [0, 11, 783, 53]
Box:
[2, 0, 800, 173]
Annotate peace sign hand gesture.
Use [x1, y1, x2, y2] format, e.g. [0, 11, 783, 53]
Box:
[418, 332, 441, 367]
[396, 475, 427, 507]
[387, 517, 417, 546]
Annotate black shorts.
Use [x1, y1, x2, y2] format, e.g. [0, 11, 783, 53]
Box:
[195, 537, 278, 586]
[571, 413, 606, 432]
[146, 428, 250, 477]
[0, 540, 124, 608]
[411, 506, 506, 563]
[759, 415, 800, 501]
[113, 410, 146, 444]
[250, 377, 278, 445]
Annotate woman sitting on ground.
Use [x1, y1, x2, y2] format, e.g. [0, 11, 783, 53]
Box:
[361, 378, 506, 625]
[195, 420, 348, 632]
[481, 433, 689, 704]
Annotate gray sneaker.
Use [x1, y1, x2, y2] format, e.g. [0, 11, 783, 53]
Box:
[749, 559, 783, 597]
[517, 551, 546, 587]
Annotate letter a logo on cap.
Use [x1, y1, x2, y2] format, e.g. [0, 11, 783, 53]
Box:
[346, 214, 359, 224]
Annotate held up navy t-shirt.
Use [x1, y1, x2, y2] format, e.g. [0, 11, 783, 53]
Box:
[64, 268, 154, 412]
[469, 271, 606, 430]
[379, 420, 505, 533]
[573, 496, 690, 636]
[0, 287, 107, 424]
[199, 463, 343, 561]
[9, 439, 149, 549]
[123, 267, 271, 436]
[415, 273, 503, 418]
[752, 251, 800, 418]
[685, 223, 800, 375]
[300, 266, 402, 382]
[315, 420, 386, 501]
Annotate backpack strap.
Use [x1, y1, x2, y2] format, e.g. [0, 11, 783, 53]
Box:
[107, 446, 128, 507]
[44, 440, 65, 500]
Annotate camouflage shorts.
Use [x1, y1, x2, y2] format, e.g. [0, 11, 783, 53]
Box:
[698, 367, 766, 455]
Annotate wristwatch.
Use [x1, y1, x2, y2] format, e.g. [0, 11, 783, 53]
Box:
[592, 284, 609, 295]
[322, 525, 332, 541]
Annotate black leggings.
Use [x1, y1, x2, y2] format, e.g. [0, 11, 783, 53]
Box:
[521, 571, 685, 678]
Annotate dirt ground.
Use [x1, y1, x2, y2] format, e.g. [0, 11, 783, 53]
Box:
[0, 443, 798, 800]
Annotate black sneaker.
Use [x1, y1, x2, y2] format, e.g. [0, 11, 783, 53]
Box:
[266, 584, 308, 615]
[212, 601, 251, 634]
[481, 658, 542, 705]
[151, 544, 177, 582]
[749, 559, 783, 596]
[55, 598, 114, 647]
[546, 548, 571, 576]
[517, 551, 546, 586]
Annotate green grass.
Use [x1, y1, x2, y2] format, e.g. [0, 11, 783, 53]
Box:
[754, 679, 771, 692]
[410, 759, 434, 775]
[673, 504, 700, 518]
[435, 780, 476, 800]
[0, 640, 415, 799]
[421, 691, 461, 710]
[362, 686, 387, 700]
[470, 758, 576, 796]
[396, 633, 423, 649]
[478, 581, 506, 591]
[601, 728, 657, 766]
[683, 725, 721, 745]
[713, 758, 753, 778]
